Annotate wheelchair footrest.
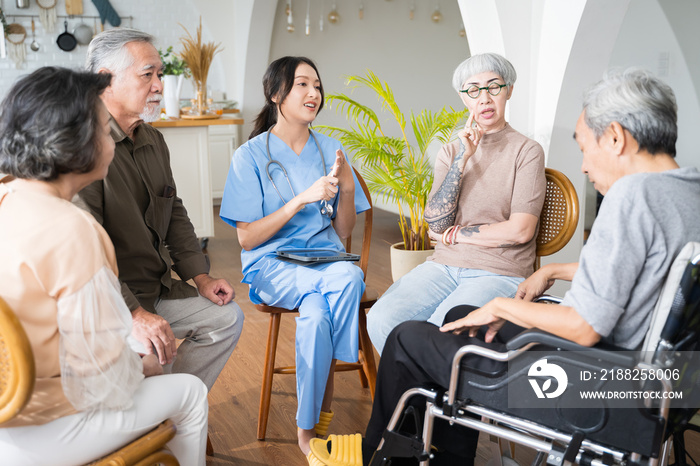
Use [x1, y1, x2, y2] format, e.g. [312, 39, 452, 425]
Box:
[369, 430, 430, 466]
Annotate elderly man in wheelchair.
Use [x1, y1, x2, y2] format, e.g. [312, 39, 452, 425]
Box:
[306, 68, 700, 466]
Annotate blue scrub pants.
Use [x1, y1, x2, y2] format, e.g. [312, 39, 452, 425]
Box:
[367, 261, 523, 354]
[249, 257, 365, 429]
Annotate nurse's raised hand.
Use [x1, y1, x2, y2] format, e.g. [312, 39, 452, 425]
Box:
[297, 173, 339, 206]
[331, 149, 355, 193]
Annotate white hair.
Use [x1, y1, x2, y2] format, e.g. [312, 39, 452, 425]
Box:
[583, 68, 677, 156]
[452, 53, 517, 92]
[86, 28, 155, 76]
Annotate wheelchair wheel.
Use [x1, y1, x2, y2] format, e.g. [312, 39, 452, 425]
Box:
[671, 422, 700, 466]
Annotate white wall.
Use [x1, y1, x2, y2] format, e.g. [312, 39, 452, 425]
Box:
[0, 0, 228, 101]
[608, 0, 700, 172]
[265, 0, 469, 141]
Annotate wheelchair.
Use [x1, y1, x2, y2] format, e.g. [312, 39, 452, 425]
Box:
[369, 242, 700, 466]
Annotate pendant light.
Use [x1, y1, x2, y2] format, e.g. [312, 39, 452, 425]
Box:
[286, 0, 294, 33]
[328, 2, 339, 24]
[431, 3, 442, 23]
[319, 0, 325, 31]
[305, 0, 310, 35]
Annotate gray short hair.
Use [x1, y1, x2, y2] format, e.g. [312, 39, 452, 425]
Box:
[583, 68, 677, 157]
[86, 28, 154, 75]
[452, 53, 517, 92]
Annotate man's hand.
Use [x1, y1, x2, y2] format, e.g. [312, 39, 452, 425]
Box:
[440, 300, 506, 343]
[193, 273, 235, 306]
[131, 306, 177, 365]
[515, 268, 555, 301]
[515, 263, 578, 301]
[141, 353, 164, 377]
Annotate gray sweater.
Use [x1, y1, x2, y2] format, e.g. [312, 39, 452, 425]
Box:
[561, 167, 700, 349]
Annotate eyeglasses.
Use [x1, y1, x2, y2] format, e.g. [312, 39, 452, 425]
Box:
[459, 82, 508, 99]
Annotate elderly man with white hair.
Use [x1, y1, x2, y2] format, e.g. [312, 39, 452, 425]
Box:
[74, 28, 244, 392]
[306, 68, 700, 466]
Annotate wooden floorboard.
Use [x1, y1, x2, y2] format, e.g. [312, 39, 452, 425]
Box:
[203, 206, 698, 465]
[205, 206, 401, 465]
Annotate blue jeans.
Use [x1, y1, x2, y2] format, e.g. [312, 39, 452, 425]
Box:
[367, 261, 523, 354]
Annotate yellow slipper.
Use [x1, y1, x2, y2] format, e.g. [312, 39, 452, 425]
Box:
[307, 450, 326, 466]
[314, 410, 334, 437]
[309, 433, 363, 466]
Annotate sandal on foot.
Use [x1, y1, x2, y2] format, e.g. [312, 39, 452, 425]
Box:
[314, 410, 334, 437]
[307, 450, 326, 466]
[309, 433, 363, 466]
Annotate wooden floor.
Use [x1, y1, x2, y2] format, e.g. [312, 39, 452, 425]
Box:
[202, 206, 698, 465]
[204, 206, 401, 465]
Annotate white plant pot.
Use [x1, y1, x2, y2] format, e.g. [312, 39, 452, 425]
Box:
[389, 242, 434, 282]
[163, 74, 184, 118]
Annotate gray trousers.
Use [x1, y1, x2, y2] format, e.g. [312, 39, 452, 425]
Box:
[155, 295, 244, 391]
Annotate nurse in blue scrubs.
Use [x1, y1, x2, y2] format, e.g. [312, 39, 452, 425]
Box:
[219, 56, 370, 458]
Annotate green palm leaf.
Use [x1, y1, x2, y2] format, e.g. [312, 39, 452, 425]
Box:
[317, 71, 467, 250]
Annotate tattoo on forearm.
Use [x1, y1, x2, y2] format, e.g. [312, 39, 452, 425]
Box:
[426, 141, 466, 233]
[498, 242, 517, 248]
[461, 225, 481, 237]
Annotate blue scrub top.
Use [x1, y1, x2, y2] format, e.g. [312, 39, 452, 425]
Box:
[219, 129, 371, 283]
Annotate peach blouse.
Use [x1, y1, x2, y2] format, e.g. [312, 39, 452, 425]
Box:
[0, 179, 143, 427]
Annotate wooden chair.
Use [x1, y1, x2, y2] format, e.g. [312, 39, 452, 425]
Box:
[255, 167, 378, 440]
[535, 167, 580, 269]
[0, 297, 180, 466]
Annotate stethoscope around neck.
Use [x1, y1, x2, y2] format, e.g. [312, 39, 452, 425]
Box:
[265, 126, 334, 217]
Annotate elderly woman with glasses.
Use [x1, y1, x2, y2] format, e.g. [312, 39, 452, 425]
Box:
[367, 53, 547, 355]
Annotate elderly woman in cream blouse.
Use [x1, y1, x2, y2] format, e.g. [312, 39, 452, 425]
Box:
[0, 67, 207, 465]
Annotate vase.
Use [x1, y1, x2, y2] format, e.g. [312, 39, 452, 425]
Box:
[163, 74, 184, 118]
[194, 79, 207, 115]
[389, 242, 434, 282]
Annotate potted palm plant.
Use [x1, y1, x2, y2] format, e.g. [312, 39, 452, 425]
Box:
[317, 71, 468, 281]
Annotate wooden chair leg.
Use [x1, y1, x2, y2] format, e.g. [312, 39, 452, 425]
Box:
[356, 352, 370, 388]
[257, 312, 282, 440]
[358, 309, 377, 399]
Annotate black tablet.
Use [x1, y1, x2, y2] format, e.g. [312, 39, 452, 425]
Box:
[276, 248, 360, 263]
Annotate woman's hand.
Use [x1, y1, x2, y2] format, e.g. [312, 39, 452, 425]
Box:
[331, 149, 355, 193]
[428, 228, 442, 242]
[296, 173, 339, 206]
[456, 113, 484, 172]
[141, 353, 164, 377]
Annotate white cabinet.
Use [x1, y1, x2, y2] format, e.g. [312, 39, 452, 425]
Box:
[158, 126, 214, 238]
[209, 124, 239, 200]
[152, 116, 243, 238]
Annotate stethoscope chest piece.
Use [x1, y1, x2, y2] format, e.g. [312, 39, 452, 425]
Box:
[320, 202, 333, 217]
[265, 128, 334, 218]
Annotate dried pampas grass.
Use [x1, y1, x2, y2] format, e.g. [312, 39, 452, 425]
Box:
[178, 18, 222, 112]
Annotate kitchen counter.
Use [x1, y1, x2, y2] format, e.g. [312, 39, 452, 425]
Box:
[151, 115, 244, 128]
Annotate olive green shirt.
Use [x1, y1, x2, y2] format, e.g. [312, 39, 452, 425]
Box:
[74, 116, 209, 313]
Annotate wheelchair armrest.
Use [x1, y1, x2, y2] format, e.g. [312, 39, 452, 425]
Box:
[534, 295, 563, 304]
[505, 329, 637, 367]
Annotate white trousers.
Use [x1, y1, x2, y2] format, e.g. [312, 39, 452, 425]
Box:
[0, 373, 208, 466]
